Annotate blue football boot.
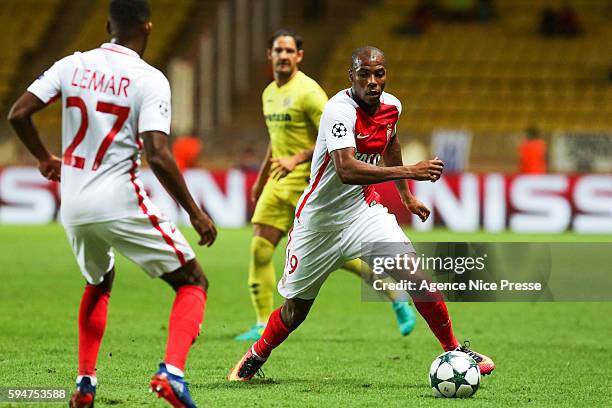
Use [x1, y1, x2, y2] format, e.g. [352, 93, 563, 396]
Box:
[150, 363, 197, 408]
[392, 301, 416, 336]
[69, 376, 96, 408]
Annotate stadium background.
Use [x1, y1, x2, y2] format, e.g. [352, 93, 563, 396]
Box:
[0, 0, 610, 233]
[1, 1, 612, 407]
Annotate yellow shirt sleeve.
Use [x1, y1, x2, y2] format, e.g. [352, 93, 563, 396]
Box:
[301, 86, 328, 130]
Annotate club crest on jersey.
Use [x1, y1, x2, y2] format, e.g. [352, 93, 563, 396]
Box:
[332, 122, 347, 138]
[283, 97, 292, 108]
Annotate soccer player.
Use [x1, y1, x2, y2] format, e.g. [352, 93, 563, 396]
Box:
[8, 1, 211, 407]
[228, 46, 495, 381]
[236, 29, 416, 341]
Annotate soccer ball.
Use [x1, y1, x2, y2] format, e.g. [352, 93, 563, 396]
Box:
[429, 351, 480, 398]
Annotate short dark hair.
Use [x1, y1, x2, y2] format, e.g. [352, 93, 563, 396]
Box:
[109, 0, 151, 28]
[350, 46, 385, 70]
[268, 29, 303, 50]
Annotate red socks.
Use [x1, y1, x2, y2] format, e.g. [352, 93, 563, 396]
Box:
[251, 300, 457, 359]
[78, 284, 206, 376]
[413, 295, 459, 351]
[78, 285, 110, 376]
[253, 308, 291, 359]
[164, 285, 207, 371]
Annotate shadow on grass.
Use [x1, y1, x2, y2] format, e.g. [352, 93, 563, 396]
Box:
[97, 397, 124, 405]
[203, 333, 378, 344]
[196, 377, 423, 392]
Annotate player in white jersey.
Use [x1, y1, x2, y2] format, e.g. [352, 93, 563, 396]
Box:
[9, 1, 211, 407]
[229, 46, 495, 382]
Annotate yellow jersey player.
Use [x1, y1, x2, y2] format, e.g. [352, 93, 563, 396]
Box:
[235, 29, 416, 341]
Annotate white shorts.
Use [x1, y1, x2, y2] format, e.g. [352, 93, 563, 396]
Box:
[64, 215, 196, 285]
[278, 204, 412, 300]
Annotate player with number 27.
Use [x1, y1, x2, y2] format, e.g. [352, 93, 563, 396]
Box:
[7, 1, 216, 407]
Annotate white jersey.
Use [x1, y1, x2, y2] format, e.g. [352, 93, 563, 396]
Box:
[295, 89, 402, 232]
[28, 43, 171, 226]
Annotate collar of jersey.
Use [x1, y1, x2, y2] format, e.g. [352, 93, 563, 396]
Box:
[275, 70, 301, 89]
[99, 43, 140, 58]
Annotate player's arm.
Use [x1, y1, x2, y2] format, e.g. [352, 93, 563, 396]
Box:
[269, 146, 314, 180]
[270, 87, 325, 179]
[140, 73, 216, 246]
[143, 131, 217, 246]
[325, 103, 443, 186]
[381, 133, 431, 222]
[251, 143, 272, 202]
[8, 92, 61, 182]
[332, 147, 443, 185]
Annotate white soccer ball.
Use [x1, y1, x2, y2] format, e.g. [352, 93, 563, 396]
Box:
[429, 351, 480, 398]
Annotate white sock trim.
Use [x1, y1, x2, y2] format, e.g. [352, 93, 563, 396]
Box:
[165, 363, 184, 377]
[76, 375, 97, 386]
[251, 345, 267, 361]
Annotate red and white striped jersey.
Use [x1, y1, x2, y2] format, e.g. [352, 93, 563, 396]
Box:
[295, 89, 402, 231]
[28, 43, 171, 225]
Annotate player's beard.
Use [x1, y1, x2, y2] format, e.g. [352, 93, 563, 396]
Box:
[275, 63, 296, 82]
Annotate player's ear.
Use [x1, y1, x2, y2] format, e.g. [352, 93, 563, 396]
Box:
[348, 68, 353, 83]
[266, 48, 272, 61]
[144, 21, 153, 35]
[106, 20, 112, 36]
[297, 49, 304, 64]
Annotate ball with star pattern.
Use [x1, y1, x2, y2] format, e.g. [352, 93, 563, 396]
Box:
[429, 351, 480, 398]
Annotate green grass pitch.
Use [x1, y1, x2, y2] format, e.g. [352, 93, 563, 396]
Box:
[1, 224, 611, 407]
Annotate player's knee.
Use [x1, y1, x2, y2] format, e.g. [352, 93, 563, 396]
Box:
[342, 259, 363, 275]
[188, 262, 208, 292]
[179, 271, 208, 292]
[162, 260, 208, 292]
[194, 271, 209, 292]
[280, 301, 309, 331]
[251, 236, 275, 267]
[96, 267, 115, 292]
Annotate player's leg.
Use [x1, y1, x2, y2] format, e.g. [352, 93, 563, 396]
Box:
[228, 297, 314, 381]
[235, 223, 283, 340]
[159, 259, 208, 374]
[237, 183, 292, 340]
[64, 223, 115, 408]
[339, 258, 416, 336]
[107, 215, 202, 406]
[256, 296, 314, 355]
[77, 267, 114, 379]
[228, 223, 342, 381]
[390, 263, 495, 374]
[344, 205, 494, 374]
[150, 259, 207, 408]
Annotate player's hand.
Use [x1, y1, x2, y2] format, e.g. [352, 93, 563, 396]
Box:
[190, 211, 217, 247]
[409, 157, 444, 182]
[38, 155, 62, 182]
[402, 196, 430, 222]
[270, 156, 298, 180]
